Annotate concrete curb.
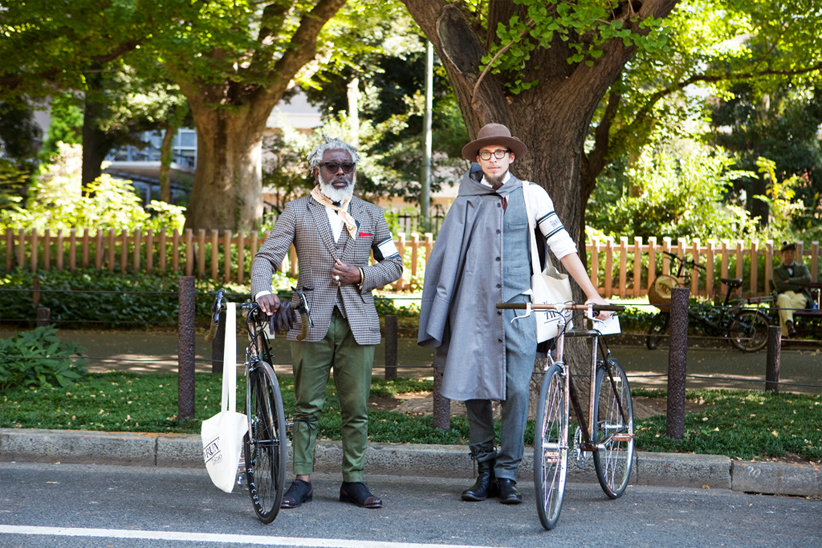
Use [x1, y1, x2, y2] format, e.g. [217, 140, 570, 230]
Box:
[1, 428, 819, 497]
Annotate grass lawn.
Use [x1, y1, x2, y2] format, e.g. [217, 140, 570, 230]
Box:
[2, 372, 821, 464]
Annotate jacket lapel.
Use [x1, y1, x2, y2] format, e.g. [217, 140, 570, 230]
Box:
[341, 197, 363, 260]
[308, 197, 339, 259]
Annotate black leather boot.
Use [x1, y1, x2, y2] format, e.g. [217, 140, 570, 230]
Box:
[497, 478, 523, 504]
[462, 460, 498, 501]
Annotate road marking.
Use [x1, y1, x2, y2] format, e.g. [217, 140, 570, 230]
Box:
[0, 525, 485, 548]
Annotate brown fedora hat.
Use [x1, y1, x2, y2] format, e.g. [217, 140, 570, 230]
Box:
[461, 123, 528, 161]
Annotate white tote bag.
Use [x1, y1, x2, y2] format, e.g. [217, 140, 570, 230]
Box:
[201, 302, 248, 493]
[522, 183, 573, 342]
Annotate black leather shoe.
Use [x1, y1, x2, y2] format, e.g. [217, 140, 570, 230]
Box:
[281, 480, 313, 508]
[497, 479, 523, 505]
[786, 320, 797, 337]
[462, 460, 498, 501]
[340, 481, 383, 508]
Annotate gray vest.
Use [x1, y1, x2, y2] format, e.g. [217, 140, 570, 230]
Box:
[502, 187, 532, 302]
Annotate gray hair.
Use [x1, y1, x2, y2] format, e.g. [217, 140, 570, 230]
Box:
[307, 134, 360, 172]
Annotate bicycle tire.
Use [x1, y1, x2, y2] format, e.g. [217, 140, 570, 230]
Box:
[592, 358, 634, 499]
[645, 313, 669, 350]
[244, 362, 287, 523]
[534, 364, 569, 531]
[728, 310, 770, 352]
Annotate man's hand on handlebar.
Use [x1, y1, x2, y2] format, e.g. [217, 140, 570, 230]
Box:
[256, 293, 281, 316]
[585, 294, 612, 320]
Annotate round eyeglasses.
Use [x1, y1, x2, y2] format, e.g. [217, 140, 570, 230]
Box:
[478, 149, 511, 161]
[319, 161, 356, 174]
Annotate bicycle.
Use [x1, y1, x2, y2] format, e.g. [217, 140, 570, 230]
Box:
[645, 251, 771, 352]
[210, 289, 310, 524]
[497, 301, 631, 530]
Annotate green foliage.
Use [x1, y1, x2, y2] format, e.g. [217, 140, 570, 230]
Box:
[0, 326, 87, 391]
[0, 143, 186, 232]
[478, 0, 669, 94]
[587, 134, 757, 241]
[754, 157, 822, 243]
[634, 389, 822, 461]
[0, 160, 28, 211]
[39, 93, 83, 161]
[0, 269, 224, 327]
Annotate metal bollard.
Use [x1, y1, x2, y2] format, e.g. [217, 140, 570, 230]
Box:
[211, 308, 226, 374]
[36, 307, 50, 327]
[432, 365, 451, 432]
[666, 286, 689, 440]
[177, 276, 196, 420]
[765, 326, 781, 393]
[384, 314, 398, 380]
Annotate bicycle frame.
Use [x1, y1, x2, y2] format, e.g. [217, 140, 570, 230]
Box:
[548, 324, 630, 456]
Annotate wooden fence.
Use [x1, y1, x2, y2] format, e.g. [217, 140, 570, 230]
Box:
[2, 228, 820, 299]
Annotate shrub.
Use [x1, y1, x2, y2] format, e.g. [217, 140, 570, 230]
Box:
[0, 269, 246, 327]
[0, 326, 87, 390]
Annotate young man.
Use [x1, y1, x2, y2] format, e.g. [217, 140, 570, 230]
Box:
[773, 241, 812, 337]
[418, 123, 607, 504]
[251, 136, 403, 509]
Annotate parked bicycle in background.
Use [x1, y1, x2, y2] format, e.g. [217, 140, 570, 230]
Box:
[646, 251, 771, 352]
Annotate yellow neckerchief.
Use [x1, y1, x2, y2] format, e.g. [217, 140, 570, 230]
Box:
[310, 185, 358, 240]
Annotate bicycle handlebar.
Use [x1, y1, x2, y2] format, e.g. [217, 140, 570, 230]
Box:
[496, 303, 626, 312]
[661, 250, 706, 271]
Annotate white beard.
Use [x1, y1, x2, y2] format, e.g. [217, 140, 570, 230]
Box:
[318, 171, 355, 203]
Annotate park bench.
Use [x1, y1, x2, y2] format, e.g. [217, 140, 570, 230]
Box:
[767, 281, 822, 337]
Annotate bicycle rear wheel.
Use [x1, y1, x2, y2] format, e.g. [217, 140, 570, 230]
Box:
[592, 358, 634, 499]
[534, 364, 569, 530]
[244, 362, 287, 523]
[728, 310, 770, 352]
[645, 313, 669, 350]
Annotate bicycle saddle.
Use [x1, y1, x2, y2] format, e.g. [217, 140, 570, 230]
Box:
[720, 278, 743, 288]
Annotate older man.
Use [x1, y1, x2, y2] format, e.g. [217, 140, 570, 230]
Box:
[251, 135, 403, 509]
[773, 241, 812, 337]
[418, 123, 607, 504]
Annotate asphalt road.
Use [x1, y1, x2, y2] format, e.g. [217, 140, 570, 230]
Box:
[0, 463, 820, 548]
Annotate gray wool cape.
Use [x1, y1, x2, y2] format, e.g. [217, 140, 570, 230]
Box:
[418, 168, 528, 401]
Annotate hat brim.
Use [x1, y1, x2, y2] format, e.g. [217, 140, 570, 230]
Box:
[461, 136, 528, 161]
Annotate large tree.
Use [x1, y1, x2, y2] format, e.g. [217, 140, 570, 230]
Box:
[0, 0, 349, 230]
[400, 0, 676, 247]
[399, 0, 822, 245]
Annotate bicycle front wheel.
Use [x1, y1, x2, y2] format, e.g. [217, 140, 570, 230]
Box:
[645, 313, 669, 350]
[728, 310, 770, 352]
[244, 362, 287, 523]
[534, 364, 569, 530]
[592, 358, 634, 499]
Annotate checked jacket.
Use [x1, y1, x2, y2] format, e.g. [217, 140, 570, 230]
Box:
[251, 194, 403, 345]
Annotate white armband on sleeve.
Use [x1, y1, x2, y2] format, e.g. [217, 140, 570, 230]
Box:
[255, 290, 272, 301]
[530, 183, 577, 260]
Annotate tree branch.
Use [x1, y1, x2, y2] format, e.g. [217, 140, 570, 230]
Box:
[614, 61, 822, 145]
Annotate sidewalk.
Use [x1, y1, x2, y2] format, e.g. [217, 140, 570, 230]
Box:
[1, 428, 819, 498]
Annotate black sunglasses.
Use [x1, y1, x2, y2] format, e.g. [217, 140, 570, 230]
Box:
[319, 161, 356, 174]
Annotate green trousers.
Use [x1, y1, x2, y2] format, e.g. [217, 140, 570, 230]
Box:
[290, 308, 375, 482]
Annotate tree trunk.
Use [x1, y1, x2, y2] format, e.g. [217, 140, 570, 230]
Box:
[401, 0, 678, 404]
[159, 124, 176, 203]
[183, 103, 269, 231]
[81, 65, 114, 188]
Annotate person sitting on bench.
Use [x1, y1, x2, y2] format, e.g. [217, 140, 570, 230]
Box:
[773, 241, 812, 337]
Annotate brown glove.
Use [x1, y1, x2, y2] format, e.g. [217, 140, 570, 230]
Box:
[270, 300, 297, 334]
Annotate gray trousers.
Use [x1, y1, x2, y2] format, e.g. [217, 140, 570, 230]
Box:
[465, 294, 537, 482]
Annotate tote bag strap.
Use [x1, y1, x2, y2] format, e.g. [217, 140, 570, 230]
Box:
[522, 181, 557, 276]
[221, 302, 237, 413]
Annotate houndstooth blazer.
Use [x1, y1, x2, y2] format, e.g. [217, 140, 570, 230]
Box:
[250, 194, 403, 345]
